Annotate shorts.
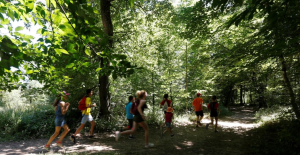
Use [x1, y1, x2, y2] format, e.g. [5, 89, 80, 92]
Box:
[127, 119, 133, 129]
[133, 114, 144, 123]
[55, 116, 66, 127]
[210, 111, 218, 117]
[195, 111, 204, 117]
[166, 122, 171, 127]
[81, 114, 94, 124]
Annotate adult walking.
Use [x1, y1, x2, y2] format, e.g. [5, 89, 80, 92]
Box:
[115, 90, 154, 148]
[44, 91, 71, 151]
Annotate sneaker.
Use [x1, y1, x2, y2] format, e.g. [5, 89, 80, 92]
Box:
[70, 135, 76, 144]
[44, 145, 50, 151]
[56, 141, 63, 148]
[206, 124, 209, 129]
[115, 131, 120, 141]
[171, 134, 175, 137]
[88, 135, 94, 139]
[145, 143, 154, 148]
[128, 135, 134, 139]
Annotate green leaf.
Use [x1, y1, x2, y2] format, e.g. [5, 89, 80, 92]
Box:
[66, 63, 74, 68]
[26, 70, 33, 74]
[15, 26, 24, 31]
[1, 19, 10, 25]
[96, 68, 102, 72]
[54, 49, 69, 55]
[0, 24, 3, 28]
[85, 48, 91, 56]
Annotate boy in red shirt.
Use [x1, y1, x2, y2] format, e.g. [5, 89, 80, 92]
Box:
[192, 93, 203, 127]
[206, 96, 220, 132]
[162, 107, 175, 137]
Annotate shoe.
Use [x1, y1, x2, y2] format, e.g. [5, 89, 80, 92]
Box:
[145, 143, 154, 148]
[88, 135, 94, 139]
[196, 125, 199, 128]
[215, 130, 218, 133]
[115, 131, 120, 141]
[171, 134, 175, 137]
[128, 135, 134, 139]
[44, 145, 50, 151]
[56, 141, 63, 148]
[199, 123, 203, 126]
[70, 135, 76, 144]
[206, 124, 209, 129]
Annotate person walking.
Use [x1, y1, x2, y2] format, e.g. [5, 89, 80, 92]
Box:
[70, 89, 96, 144]
[122, 95, 135, 139]
[44, 91, 71, 151]
[192, 93, 204, 127]
[115, 90, 154, 148]
[206, 96, 220, 132]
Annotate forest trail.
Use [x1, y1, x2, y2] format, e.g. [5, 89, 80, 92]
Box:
[0, 106, 258, 155]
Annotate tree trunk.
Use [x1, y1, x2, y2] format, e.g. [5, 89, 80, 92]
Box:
[279, 54, 300, 119]
[240, 85, 243, 106]
[99, 0, 113, 119]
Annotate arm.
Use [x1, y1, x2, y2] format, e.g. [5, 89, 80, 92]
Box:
[138, 100, 146, 119]
[55, 106, 57, 111]
[86, 97, 96, 108]
[60, 102, 70, 115]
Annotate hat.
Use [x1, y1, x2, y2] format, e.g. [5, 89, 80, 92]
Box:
[61, 91, 70, 96]
[197, 93, 201, 96]
[167, 107, 173, 112]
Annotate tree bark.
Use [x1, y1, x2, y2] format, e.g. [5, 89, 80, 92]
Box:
[99, 0, 113, 119]
[279, 54, 300, 119]
[240, 85, 243, 106]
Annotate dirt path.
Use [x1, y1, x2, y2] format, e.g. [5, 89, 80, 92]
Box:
[0, 106, 257, 155]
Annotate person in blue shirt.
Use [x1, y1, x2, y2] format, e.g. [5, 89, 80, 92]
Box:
[123, 96, 135, 139]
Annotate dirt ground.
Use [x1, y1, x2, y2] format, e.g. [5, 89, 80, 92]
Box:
[0, 106, 258, 155]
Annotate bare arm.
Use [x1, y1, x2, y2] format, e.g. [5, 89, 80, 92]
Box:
[55, 106, 57, 111]
[138, 100, 146, 119]
[60, 102, 70, 115]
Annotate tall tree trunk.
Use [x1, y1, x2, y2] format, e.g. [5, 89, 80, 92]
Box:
[279, 54, 300, 119]
[99, 0, 113, 119]
[240, 85, 243, 106]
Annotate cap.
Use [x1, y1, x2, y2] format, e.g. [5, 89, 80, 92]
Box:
[197, 93, 201, 96]
[167, 107, 173, 112]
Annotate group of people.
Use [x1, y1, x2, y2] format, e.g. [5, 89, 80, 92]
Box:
[44, 89, 96, 151]
[44, 89, 220, 151]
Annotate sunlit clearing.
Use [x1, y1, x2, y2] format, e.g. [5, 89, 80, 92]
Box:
[66, 144, 115, 152]
[182, 141, 193, 147]
[218, 121, 257, 129]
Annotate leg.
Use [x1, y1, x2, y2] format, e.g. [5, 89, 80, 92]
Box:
[120, 121, 138, 135]
[90, 120, 95, 136]
[210, 117, 214, 124]
[57, 124, 70, 142]
[73, 124, 85, 137]
[46, 126, 61, 145]
[215, 117, 218, 131]
[138, 121, 149, 145]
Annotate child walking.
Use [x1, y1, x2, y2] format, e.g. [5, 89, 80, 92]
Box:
[115, 90, 154, 148]
[162, 107, 175, 137]
[206, 96, 220, 132]
[44, 91, 70, 151]
[192, 93, 204, 127]
[70, 89, 96, 144]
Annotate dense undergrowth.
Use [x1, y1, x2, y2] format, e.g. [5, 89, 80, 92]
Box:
[244, 105, 300, 155]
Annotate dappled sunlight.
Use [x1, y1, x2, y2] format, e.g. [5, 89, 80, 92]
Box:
[218, 120, 257, 129]
[182, 141, 194, 147]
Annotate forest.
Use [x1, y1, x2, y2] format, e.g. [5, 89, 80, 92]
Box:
[0, 0, 299, 154]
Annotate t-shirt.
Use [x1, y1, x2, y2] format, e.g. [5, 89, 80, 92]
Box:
[165, 112, 173, 123]
[82, 97, 91, 115]
[125, 102, 134, 119]
[192, 97, 203, 111]
[160, 99, 172, 111]
[208, 102, 219, 111]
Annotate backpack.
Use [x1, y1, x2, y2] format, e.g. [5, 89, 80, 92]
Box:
[210, 102, 217, 112]
[78, 96, 87, 111]
[130, 99, 140, 115]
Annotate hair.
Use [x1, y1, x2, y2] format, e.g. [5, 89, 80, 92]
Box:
[86, 89, 92, 96]
[128, 96, 134, 102]
[53, 94, 62, 107]
[163, 94, 168, 100]
[197, 93, 201, 97]
[136, 90, 146, 99]
[212, 96, 217, 100]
